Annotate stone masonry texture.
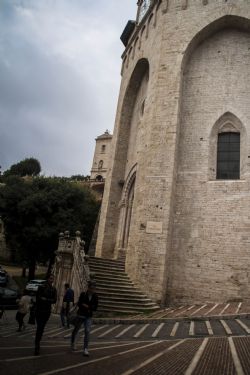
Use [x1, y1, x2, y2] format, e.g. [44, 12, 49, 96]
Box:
[96, 0, 250, 306]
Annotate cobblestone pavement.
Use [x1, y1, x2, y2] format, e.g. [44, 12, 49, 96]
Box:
[1, 312, 250, 374]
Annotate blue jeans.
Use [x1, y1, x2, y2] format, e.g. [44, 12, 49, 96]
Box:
[71, 317, 92, 349]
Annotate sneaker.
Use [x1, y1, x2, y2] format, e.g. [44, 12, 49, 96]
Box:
[71, 343, 77, 351]
[83, 349, 89, 356]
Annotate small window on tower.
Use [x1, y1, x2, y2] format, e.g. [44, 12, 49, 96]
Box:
[217, 132, 240, 180]
[101, 145, 106, 153]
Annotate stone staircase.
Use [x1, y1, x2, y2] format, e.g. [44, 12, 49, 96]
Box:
[88, 256, 160, 315]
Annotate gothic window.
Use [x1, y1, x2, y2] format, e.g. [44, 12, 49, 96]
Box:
[98, 160, 103, 170]
[217, 132, 240, 179]
[101, 145, 106, 153]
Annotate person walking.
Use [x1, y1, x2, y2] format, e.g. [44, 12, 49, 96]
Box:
[71, 280, 98, 356]
[34, 274, 57, 355]
[60, 283, 74, 328]
[16, 291, 31, 331]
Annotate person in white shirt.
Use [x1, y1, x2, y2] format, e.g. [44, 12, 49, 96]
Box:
[16, 291, 31, 331]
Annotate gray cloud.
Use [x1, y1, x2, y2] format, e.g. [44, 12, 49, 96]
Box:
[0, 0, 136, 176]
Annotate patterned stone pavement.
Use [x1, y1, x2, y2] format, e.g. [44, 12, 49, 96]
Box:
[1, 310, 250, 374]
[128, 302, 250, 320]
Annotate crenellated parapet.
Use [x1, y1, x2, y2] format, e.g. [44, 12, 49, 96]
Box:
[121, 0, 244, 75]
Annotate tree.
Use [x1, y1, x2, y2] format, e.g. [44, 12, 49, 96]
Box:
[70, 175, 90, 181]
[3, 158, 41, 178]
[0, 176, 100, 280]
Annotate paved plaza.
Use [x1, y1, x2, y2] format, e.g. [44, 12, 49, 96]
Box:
[1, 309, 250, 374]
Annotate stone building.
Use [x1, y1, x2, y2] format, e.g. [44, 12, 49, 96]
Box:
[90, 130, 113, 182]
[96, 0, 250, 306]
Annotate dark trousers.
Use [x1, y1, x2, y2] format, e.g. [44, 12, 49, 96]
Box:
[16, 312, 26, 330]
[35, 311, 51, 349]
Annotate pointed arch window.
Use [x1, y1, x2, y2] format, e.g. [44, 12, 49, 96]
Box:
[217, 132, 240, 179]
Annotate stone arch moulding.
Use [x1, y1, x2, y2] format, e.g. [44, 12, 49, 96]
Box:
[178, 15, 250, 181]
[115, 164, 137, 259]
[208, 112, 247, 180]
[181, 15, 250, 73]
[112, 57, 149, 191]
[122, 163, 137, 203]
[100, 58, 149, 260]
[122, 58, 149, 106]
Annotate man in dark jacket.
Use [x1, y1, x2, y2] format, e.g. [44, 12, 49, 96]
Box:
[60, 283, 74, 328]
[34, 274, 57, 355]
[71, 280, 98, 356]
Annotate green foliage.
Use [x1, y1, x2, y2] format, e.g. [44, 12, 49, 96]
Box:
[3, 157, 41, 178]
[0, 176, 100, 269]
[70, 175, 90, 181]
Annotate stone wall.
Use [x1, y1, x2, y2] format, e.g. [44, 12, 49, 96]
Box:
[96, 0, 250, 305]
[169, 27, 250, 304]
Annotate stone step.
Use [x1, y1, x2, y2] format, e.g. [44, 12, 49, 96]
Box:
[98, 299, 157, 308]
[91, 271, 131, 282]
[89, 256, 125, 265]
[92, 273, 130, 282]
[97, 307, 142, 315]
[98, 303, 159, 312]
[95, 281, 134, 289]
[93, 274, 131, 282]
[99, 295, 153, 303]
[89, 265, 125, 274]
[89, 257, 125, 269]
[89, 263, 125, 271]
[97, 289, 148, 298]
[89, 265, 126, 275]
[89, 256, 159, 314]
[96, 284, 139, 292]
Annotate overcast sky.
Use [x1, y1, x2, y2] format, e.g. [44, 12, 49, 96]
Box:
[0, 0, 137, 176]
